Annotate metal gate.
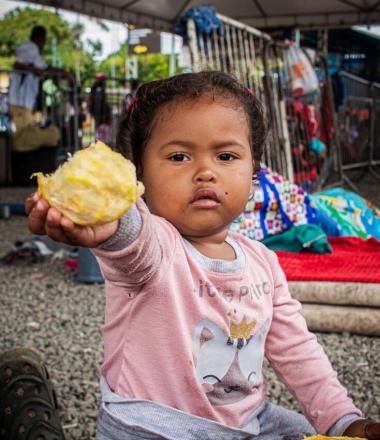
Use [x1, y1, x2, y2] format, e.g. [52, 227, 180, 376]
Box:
[338, 71, 380, 188]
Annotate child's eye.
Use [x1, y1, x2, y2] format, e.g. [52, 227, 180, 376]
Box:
[218, 153, 237, 161]
[169, 153, 189, 161]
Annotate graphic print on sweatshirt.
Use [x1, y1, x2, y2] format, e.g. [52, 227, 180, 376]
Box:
[192, 317, 270, 405]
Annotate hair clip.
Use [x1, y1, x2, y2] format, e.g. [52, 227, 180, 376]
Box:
[127, 96, 138, 111]
[246, 87, 254, 96]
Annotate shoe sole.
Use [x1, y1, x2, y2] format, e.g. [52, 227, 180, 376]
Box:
[0, 348, 66, 440]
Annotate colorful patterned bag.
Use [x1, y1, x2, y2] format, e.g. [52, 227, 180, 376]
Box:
[229, 166, 317, 240]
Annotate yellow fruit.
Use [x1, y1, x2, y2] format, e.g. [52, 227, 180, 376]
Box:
[304, 436, 366, 440]
[33, 141, 144, 225]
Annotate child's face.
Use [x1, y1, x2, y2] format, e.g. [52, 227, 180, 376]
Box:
[142, 95, 253, 239]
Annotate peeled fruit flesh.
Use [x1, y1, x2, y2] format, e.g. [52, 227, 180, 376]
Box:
[33, 141, 144, 225]
[304, 436, 366, 439]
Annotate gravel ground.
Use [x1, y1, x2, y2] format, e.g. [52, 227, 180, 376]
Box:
[0, 186, 379, 439]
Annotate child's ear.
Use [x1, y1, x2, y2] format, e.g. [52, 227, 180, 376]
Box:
[248, 184, 254, 201]
[136, 167, 146, 200]
[248, 175, 255, 200]
[248, 166, 258, 201]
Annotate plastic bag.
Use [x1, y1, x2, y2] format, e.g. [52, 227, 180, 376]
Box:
[285, 43, 319, 96]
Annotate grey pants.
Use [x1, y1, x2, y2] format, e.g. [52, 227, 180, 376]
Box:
[96, 401, 316, 440]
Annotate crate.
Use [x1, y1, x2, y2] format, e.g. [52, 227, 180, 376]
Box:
[0, 133, 12, 184]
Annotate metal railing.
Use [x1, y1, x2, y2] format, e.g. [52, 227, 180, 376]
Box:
[337, 71, 380, 188]
[1, 70, 80, 155]
[0, 69, 81, 184]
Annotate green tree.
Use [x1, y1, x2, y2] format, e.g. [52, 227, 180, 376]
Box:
[138, 53, 176, 82]
[86, 39, 103, 59]
[0, 7, 97, 80]
[97, 47, 126, 80]
[97, 45, 183, 84]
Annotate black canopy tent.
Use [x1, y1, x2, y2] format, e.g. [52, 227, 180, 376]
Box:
[18, 0, 380, 30]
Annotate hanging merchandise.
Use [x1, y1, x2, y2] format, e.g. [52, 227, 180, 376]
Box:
[292, 100, 326, 156]
[289, 100, 319, 189]
[319, 81, 334, 144]
[285, 50, 335, 192]
[229, 166, 317, 241]
[310, 137, 325, 155]
[306, 105, 326, 156]
[285, 42, 319, 96]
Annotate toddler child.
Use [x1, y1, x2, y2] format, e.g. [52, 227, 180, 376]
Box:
[26, 71, 380, 440]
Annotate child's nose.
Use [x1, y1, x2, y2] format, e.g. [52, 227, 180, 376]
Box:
[194, 166, 217, 184]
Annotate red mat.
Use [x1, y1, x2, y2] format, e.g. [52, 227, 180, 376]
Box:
[276, 237, 380, 283]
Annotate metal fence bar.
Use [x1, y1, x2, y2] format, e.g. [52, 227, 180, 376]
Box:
[225, 24, 234, 75]
[186, 19, 201, 72]
[237, 29, 249, 86]
[212, 28, 222, 71]
[336, 71, 380, 186]
[243, 30, 253, 90]
[198, 34, 208, 70]
[272, 44, 294, 183]
[231, 27, 242, 82]
[340, 71, 371, 98]
[205, 33, 214, 70]
[219, 28, 228, 73]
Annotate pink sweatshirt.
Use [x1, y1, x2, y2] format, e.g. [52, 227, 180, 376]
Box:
[94, 200, 360, 434]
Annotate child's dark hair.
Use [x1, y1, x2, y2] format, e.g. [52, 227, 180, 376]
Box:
[117, 71, 267, 175]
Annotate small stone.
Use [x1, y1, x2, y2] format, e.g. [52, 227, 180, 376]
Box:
[26, 321, 40, 331]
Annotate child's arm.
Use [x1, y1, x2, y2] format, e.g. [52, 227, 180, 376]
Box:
[264, 251, 362, 435]
[92, 199, 174, 287]
[26, 192, 173, 287]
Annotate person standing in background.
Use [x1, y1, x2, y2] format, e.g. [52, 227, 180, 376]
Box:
[88, 73, 111, 143]
[9, 25, 66, 133]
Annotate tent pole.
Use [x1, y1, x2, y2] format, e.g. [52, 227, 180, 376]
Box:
[169, 33, 176, 76]
[186, 19, 200, 72]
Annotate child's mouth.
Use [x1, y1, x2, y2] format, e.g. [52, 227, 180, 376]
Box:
[190, 189, 220, 208]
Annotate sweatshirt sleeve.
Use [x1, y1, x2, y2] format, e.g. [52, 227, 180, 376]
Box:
[93, 199, 177, 288]
[264, 250, 362, 434]
[97, 204, 142, 251]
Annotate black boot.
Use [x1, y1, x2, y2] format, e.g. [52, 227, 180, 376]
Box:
[0, 348, 65, 440]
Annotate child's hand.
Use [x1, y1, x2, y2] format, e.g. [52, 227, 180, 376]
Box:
[25, 192, 119, 247]
[343, 419, 380, 439]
